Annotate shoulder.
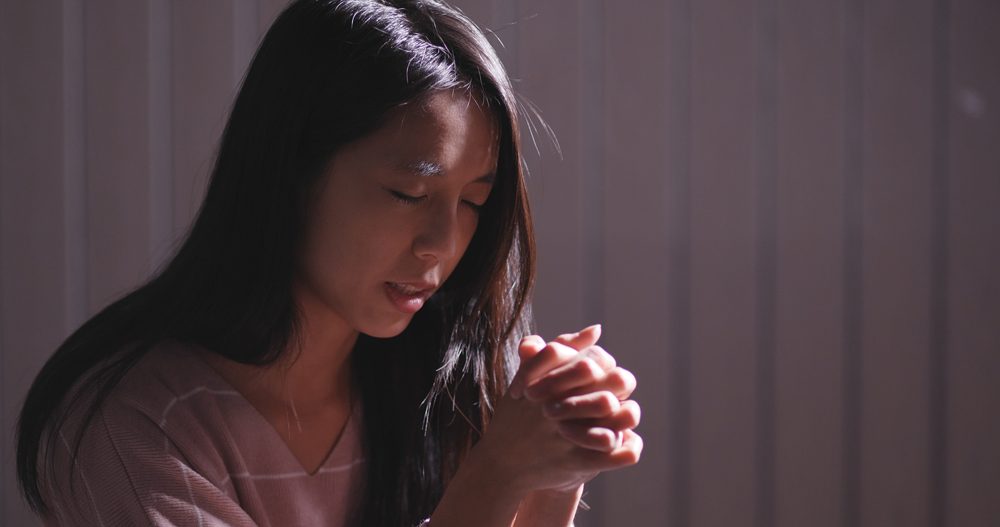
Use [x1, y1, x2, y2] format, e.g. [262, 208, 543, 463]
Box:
[50, 340, 247, 486]
[101, 341, 248, 478]
[111, 340, 239, 424]
[40, 341, 257, 525]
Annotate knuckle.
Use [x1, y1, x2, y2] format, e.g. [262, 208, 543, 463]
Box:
[605, 370, 627, 389]
[580, 358, 604, 378]
[609, 368, 637, 391]
[623, 408, 641, 428]
[530, 345, 559, 369]
[590, 346, 616, 367]
[597, 391, 618, 412]
[566, 359, 591, 378]
[622, 400, 641, 419]
[620, 368, 637, 386]
[549, 341, 579, 361]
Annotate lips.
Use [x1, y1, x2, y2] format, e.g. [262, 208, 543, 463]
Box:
[388, 282, 423, 295]
[383, 281, 436, 314]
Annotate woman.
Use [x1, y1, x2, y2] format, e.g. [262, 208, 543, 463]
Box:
[17, 1, 641, 525]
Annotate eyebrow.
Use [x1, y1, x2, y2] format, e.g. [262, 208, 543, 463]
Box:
[405, 161, 446, 177]
[400, 161, 496, 184]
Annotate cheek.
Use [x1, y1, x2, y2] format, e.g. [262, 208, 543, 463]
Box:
[305, 208, 395, 279]
[448, 212, 481, 267]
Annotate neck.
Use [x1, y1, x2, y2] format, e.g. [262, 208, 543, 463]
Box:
[201, 282, 358, 415]
[279, 287, 358, 411]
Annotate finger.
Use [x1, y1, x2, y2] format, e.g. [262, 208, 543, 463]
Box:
[582, 400, 641, 431]
[518, 335, 546, 364]
[606, 367, 637, 400]
[508, 341, 578, 399]
[543, 391, 621, 420]
[553, 324, 601, 351]
[508, 335, 546, 400]
[558, 366, 637, 401]
[608, 429, 643, 466]
[574, 429, 643, 469]
[557, 422, 622, 453]
[577, 345, 616, 372]
[524, 357, 605, 401]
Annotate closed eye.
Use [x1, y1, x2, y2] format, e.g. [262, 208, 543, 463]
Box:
[387, 188, 426, 205]
[463, 200, 485, 214]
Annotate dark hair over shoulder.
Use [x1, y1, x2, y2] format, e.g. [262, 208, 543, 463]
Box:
[16, 1, 535, 525]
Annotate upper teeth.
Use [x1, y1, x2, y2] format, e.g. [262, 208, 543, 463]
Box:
[391, 283, 420, 295]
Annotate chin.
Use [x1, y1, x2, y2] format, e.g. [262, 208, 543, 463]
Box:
[362, 314, 415, 339]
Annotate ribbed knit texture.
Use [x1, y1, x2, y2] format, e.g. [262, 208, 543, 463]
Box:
[41, 342, 365, 526]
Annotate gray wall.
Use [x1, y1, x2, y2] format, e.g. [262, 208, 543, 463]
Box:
[1, 1, 997, 526]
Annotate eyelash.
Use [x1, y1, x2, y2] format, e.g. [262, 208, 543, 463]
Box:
[464, 201, 485, 214]
[387, 189, 485, 214]
[388, 190, 426, 205]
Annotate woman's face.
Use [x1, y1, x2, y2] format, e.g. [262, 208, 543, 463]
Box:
[296, 90, 498, 338]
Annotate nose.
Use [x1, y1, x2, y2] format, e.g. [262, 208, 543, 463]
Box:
[412, 202, 460, 263]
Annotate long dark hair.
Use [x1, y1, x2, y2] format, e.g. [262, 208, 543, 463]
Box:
[16, 1, 535, 525]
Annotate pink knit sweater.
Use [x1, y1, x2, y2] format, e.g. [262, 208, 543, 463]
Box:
[40, 341, 365, 526]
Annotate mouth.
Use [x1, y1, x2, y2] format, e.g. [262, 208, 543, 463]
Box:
[387, 282, 425, 296]
[383, 281, 436, 314]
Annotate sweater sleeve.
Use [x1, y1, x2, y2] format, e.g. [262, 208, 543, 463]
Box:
[41, 397, 257, 527]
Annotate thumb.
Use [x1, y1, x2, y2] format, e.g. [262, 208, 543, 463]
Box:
[509, 335, 547, 399]
[518, 334, 546, 365]
[553, 324, 602, 351]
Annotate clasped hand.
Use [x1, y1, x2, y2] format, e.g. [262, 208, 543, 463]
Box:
[477, 325, 642, 496]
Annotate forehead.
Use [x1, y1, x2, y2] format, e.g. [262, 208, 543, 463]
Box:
[367, 89, 499, 166]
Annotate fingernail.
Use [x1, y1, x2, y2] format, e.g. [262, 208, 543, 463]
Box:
[521, 335, 545, 349]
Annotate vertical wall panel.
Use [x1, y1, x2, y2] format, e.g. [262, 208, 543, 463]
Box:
[601, 2, 670, 526]
[517, 0, 585, 350]
[149, 0, 173, 270]
[234, 0, 259, 83]
[664, 0, 693, 524]
[947, 0, 1000, 524]
[861, 1, 934, 526]
[258, 0, 288, 34]
[516, 2, 603, 522]
[690, 0, 757, 525]
[172, 1, 241, 241]
[843, 0, 864, 523]
[63, 0, 87, 333]
[85, 0, 154, 312]
[773, 1, 845, 526]
[575, 1, 607, 523]
[489, 0, 520, 79]
[447, 0, 495, 31]
[0, 1, 67, 525]
[753, 0, 778, 523]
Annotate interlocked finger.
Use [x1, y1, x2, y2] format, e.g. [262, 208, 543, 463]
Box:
[572, 428, 644, 467]
[552, 324, 601, 352]
[585, 399, 641, 431]
[508, 341, 580, 399]
[542, 391, 621, 420]
[557, 422, 623, 452]
[524, 357, 606, 401]
[555, 366, 636, 401]
[577, 345, 616, 372]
